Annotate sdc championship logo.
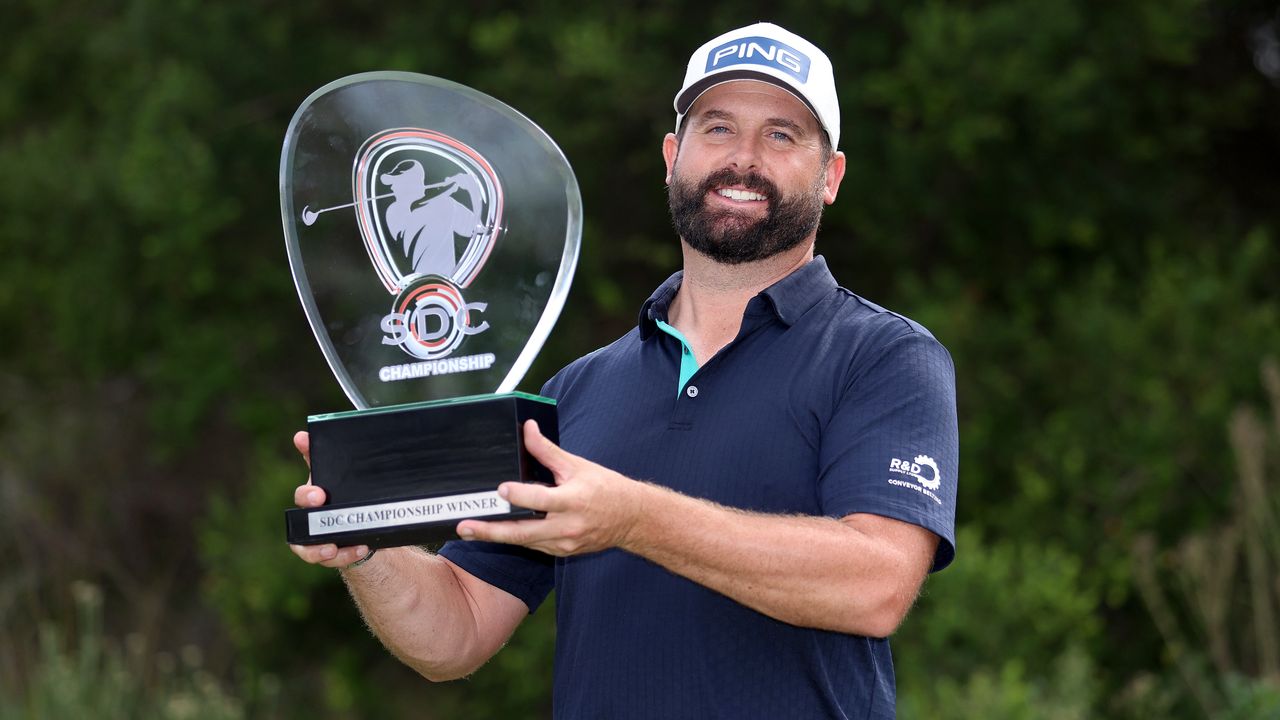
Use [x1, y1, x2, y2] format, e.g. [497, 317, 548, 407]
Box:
[301, 128, 503, 376]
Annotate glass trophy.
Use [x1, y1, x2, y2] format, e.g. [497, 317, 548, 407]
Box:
[279, 72, 581, 549]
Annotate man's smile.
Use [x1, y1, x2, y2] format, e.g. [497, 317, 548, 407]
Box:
[713, 186, 769, 203]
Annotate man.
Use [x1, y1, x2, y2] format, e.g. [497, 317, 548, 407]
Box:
[292, 22, 957, 719]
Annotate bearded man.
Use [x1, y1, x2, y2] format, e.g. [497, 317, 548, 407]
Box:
[292, 22, 958, 719]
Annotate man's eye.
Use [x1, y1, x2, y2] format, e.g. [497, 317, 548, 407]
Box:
[707, 126, 731, 134]
[769, 131, 793, 142]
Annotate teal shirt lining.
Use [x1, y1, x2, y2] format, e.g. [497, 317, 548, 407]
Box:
[653, 319, 700, 396]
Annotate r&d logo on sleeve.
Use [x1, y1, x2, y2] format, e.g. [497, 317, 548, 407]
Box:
[705, 36, 811, 83]
[886, 455, 943, 505]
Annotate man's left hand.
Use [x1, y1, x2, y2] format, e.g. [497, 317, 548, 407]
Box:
[456, 420, 647, 556]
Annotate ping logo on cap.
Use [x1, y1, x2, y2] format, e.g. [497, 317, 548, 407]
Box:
[705, 36, 811, 83]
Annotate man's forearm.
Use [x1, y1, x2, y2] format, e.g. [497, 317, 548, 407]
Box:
[619, 483, 937, 637]
[339, 546, 523, 681]
[463, 422, 938, 637]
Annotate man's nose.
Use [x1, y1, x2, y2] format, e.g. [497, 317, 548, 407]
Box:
[726, 133, 763, 171]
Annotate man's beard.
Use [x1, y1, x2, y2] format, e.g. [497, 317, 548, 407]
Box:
[668, 166, 826, 265]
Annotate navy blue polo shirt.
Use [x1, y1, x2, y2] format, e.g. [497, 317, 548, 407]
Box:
[441, 256, 958, 719]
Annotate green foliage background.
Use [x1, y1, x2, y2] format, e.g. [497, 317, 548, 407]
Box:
[2, 0, 1279, 717]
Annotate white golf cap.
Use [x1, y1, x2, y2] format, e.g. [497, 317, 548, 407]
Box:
[674, 22, 840, 150]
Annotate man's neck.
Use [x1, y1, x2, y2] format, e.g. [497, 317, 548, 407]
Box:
[666, 240, 814, 363]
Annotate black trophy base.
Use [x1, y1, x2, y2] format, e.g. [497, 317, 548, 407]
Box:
[285, 392, 557, 549]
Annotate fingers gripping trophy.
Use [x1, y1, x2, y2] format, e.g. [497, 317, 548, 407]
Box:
[279, 73, 581, 550]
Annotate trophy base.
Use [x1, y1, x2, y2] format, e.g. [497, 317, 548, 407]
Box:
[285, 392, 557, 549]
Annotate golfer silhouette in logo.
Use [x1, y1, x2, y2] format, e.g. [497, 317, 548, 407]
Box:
[380, 159, 484, 278]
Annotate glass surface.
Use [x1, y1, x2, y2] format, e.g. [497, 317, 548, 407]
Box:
[280, 72, 581, 409]
[307, 391, 555, 423]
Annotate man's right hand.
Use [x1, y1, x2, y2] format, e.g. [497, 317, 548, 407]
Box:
[281, 433, 530, 681]
[287, 430, 373, 568]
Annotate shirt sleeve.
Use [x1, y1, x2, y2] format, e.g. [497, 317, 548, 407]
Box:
[817, 329, 959, 572]
[438, 540, 555, 612]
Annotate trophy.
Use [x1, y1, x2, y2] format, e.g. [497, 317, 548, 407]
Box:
[279, 72, 581, 549]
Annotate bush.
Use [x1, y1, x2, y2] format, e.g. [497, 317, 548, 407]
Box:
[0, 582, 255, 720]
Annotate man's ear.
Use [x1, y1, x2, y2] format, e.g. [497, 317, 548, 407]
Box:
[823, 151, 847, 205]
[662, 132, 679, 185]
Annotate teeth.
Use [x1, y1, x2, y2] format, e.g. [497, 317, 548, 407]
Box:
[717, 188, 766, 202]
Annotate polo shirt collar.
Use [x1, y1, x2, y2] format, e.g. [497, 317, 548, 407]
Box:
[637, 255, 838, 340]
[637, 271, 684, 340]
